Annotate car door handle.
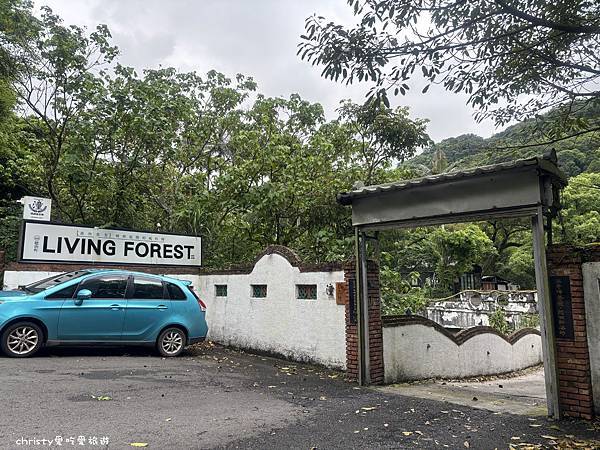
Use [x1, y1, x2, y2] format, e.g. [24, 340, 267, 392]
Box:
[157, 305, 168, 310]
[110, 304, 122, 310]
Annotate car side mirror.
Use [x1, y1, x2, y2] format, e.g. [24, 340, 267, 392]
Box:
[74, 289, 92, 305]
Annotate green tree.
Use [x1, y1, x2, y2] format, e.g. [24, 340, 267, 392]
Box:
[0, 0, 44, 261]
[497, 243, 535, 289]
[300, 0, 600, 142]
[202, 94, 357, 265]
[429, 224, 497, 296]
[586, 148, 600, 172]
[489, 308, 511, 335]
[557, 148, 588, 177]
[480, 219, 531, 274]
[8, 5, 117, 221]
[0, 0, 40, 123]
[380, 265, 427, 316]
[336, 100, 430, 184]
[562, 172, 600, 245]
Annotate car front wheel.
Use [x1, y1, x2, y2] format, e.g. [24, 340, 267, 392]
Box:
[1, 322, 43, 358]
[157, 327, 186, 357]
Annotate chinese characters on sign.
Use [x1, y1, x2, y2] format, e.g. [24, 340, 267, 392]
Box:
[348, 278, 356, 324]
[549, 276, 574, 340]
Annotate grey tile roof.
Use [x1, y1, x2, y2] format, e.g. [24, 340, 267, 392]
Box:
[337, 151, 567, 206]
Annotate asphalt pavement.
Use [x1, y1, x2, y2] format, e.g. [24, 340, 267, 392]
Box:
[0, 343, 598, 449]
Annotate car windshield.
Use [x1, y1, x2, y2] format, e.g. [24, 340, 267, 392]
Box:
[22, 271, 90, 294]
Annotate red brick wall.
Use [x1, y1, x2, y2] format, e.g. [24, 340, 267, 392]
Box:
[343, 259, 384, 384]
[547, 245, 594, 420]
[0, 250, 5, 284]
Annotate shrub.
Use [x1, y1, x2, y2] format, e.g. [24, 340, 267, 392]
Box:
[489, 307, 511, 335]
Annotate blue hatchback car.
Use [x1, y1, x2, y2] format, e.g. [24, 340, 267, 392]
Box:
[0, 269, 208, 358]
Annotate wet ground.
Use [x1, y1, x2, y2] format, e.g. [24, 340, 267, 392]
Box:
[0, 344, 598, 449]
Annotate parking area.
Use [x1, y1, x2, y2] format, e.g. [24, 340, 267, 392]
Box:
[1, 344, 598, 449]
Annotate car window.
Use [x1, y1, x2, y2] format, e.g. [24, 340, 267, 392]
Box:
[45, 284, 78, 300]
[167, 283, 187, 300]
[78, 275, 128, 299]
[131, 277, 165, 300]
[24, 271, 90, 294]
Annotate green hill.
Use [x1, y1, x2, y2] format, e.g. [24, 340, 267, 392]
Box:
[407, 103, 600, 177]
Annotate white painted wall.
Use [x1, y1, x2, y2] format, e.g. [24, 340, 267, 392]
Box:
[3, 271, 63, 290]
[195, 254, 346, 369]
[582, 262, 600, 415]
[383, 323, 542, 382]
[426, 290, 538, 330]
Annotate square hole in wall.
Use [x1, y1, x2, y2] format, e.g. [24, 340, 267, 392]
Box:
[297, 284, 317, 300]
[251, 284, 267, 298]
[215, 284, 228, 297]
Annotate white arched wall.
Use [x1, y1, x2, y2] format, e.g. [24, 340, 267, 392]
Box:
[383, 316, 542, 383]
[195, 252, 347, 369]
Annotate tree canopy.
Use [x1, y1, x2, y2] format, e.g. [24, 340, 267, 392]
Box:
[299, 0, 600, 143]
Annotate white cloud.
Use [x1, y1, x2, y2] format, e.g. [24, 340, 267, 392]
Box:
[34, 0, 499, 142]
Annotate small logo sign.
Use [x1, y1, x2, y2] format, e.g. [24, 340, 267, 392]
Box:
[21, 196, 52, 221]
[28, 199, 48, 214]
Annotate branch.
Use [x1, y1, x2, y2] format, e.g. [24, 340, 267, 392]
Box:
[495, 0, 600, 33]
[490, 125, 600, 150]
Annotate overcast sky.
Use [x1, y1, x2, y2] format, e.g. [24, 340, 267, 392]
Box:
[34, 0, 499, 142]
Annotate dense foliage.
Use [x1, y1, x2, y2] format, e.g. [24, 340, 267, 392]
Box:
[300, 0, 600, 142]
[0, 1, 429, 268]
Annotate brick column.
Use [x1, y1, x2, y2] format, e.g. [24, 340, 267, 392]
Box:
[343, 259, 384, 384]
[547, 245, 594, 420]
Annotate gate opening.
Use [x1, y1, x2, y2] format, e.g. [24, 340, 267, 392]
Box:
[337, 150, 567, 418]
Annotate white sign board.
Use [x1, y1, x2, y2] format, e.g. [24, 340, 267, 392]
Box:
[19, 222, 202, 267]
[22, 196, 52, 221]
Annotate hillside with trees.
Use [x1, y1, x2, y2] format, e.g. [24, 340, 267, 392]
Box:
[407, 102, 600, 178]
